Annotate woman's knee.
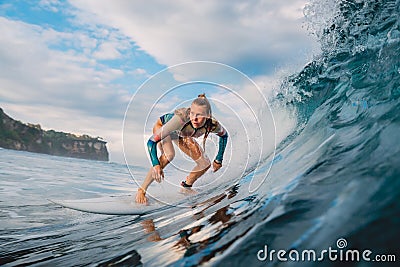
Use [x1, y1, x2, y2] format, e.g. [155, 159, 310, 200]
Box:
[164, 151, 175, 162]
[197, 156, 211, 170]
[159, 152, 174, 168]
[161, 150, 175, 163]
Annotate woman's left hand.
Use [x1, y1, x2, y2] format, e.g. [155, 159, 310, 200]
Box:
[212, 160, 222, 172]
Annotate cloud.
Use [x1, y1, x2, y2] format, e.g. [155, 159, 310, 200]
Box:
[38, 0, 61, 12]
[0, 16, 135, 162]
[68, 0, 319, 76]
[0, 0, 319, 164]
[0, 17, 130, 117]
[93, 42, 121, 59]
[132, 68, 150, 78]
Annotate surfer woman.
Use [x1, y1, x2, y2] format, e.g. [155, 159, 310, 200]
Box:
[135, 94, 228, 204]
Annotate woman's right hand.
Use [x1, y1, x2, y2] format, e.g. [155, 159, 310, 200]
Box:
[136, 188, 148, 204]
[152, 165, 164, 183]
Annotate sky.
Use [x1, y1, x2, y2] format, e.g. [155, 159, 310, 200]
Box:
[0, 0, 319, 164]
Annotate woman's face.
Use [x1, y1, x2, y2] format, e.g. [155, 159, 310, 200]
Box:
[189, 103, 209, 129]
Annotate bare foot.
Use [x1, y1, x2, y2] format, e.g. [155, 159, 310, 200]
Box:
[135, 188, 148, 204]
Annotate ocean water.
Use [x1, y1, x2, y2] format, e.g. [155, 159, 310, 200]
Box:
[1, 0, 400, 266]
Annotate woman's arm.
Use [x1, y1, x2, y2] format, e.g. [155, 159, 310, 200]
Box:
[147, 137, 160, 166]
[215, 131, 228, 163]
[211, 125, 228, 172]
[215, 132, 228, 163]
[212, 122, 228, 164]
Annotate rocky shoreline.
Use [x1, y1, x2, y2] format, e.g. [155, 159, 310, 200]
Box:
[0, 108, 109, 161]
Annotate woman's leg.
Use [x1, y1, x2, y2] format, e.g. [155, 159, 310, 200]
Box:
[136, 120, 175, 203]
[176, 137, 211, 186]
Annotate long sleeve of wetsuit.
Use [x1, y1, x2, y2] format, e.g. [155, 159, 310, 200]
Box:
[211, 122, 228, 163]
[215, 132, 228, 162]
[147, 115, 185, 166]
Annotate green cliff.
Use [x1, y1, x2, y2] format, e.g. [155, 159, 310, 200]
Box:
[0, 108, 109, 161]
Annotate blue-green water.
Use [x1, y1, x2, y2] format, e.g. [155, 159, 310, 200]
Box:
[1, 0, 399, 266]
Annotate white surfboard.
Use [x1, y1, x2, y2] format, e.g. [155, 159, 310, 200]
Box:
[49, 187, 200, 215]
[49, 195, 168, 215]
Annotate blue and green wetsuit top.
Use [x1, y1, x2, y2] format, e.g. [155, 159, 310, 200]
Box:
[147, 107, 228, 166]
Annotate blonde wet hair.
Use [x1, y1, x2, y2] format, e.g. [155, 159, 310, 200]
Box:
[192, 93, 212, 116]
